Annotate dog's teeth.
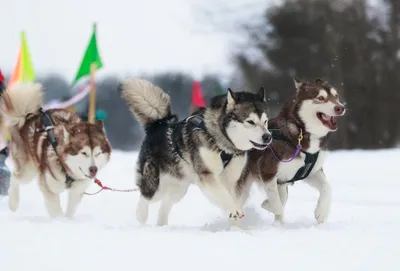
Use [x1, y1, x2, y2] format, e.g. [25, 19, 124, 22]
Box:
[331, 116, 337, 125]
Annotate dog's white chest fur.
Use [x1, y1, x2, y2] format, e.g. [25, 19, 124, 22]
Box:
[277, 136, 327, 182]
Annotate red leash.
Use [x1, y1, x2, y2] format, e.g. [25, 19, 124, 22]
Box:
[84, 178, 139, 195]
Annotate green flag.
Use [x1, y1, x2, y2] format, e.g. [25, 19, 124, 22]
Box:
[72, 23, 103, 84]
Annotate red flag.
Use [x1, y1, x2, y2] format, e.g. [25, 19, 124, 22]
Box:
[0, 69, 4, 84]
[191, 80, 206, 107]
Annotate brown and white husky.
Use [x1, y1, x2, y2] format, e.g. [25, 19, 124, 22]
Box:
[237, 78, 346, 225]
[0, 83, 112, 218]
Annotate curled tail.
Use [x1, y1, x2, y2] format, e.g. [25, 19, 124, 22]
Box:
[0, 83, 44, 129]
[119, 78, 172, 126]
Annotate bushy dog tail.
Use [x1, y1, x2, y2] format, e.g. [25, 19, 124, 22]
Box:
[0, 83, 44, 129]
[119, 78, 172, 126]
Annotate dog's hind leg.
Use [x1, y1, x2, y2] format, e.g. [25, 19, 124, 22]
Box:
[8, 161, 37, 212]
[38, 175, 63, 218]
[304, 169, 331, 224]
[136, 195, 150, 225]
[157, 181, 189, 226]
[136, 160, 160, 225]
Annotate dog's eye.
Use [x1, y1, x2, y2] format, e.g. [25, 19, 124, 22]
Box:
[95, 152, 102, 157]
[247, 120, 255, 125]
[81, 152, 88, 156]
[317, 96, 325, 101]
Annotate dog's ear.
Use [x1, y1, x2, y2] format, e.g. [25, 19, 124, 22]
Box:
[96, 119, 105, 131]
[315, 78, 326, 85]
[62, 126, 71, 142]
[62, 123, 74, 134]
[257, 87, 267, 102]
[226, 88, 236, 111]
[54, 125, 70, 143]
[293, 77, 304, 92]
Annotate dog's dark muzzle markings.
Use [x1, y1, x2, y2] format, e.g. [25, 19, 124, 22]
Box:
[251, 132, 272, 149]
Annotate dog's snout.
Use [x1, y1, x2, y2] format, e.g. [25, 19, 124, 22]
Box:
[89, 166, 98, 176]
[262, 133, 272, 144]
[334, 105, 345, 115]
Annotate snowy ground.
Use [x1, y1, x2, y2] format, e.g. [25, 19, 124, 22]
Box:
[1, 149, 399, 271]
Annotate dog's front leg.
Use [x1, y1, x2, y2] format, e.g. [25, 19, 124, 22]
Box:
[274, 184, 289, 223]
[304, 169, 332, 224]
[65, 181, 92, 218]
[38, 176, 63, 218]
[198, 173, 244, 221]
[65, 191, 84, 219]
[261, 177, 284, 215]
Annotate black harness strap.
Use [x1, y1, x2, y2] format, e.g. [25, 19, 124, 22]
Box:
[36, 108, 75, 187]
[286, 150, 319, 184]
[173, 114, 233, 168]
[270, 127, 320, 184]
[171, 120, 186, 162]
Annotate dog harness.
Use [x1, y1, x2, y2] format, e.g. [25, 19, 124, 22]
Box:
[35, 108, 75, 187]
[269, 125, 320, 184]
[172, 114, 234, 168]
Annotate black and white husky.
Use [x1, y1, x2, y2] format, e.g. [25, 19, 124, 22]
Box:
[119, 78, 272, 226]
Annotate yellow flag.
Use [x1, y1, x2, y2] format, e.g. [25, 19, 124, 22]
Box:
[8, 31, 35, 88]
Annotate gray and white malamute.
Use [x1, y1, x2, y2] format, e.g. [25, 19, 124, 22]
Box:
[119, 78, 272, 226]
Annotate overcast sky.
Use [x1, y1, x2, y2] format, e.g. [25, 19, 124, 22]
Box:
[1, 0, 382, 83]
[1, 0, 271, 83]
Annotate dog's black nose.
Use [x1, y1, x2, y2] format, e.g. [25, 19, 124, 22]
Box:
[334, 105, 345, 115]
[89, 166, 98, 176]
[262, 133, 272, 144]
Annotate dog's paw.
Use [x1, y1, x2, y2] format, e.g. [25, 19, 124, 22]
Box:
[8, 191, 19, 212]
[261, 199, 283, 215]
[8, 196, 19, 212]
[8, 183, 19, 212]
[273, 214, 284, 224]
[48, 210, 64, 219]
[229, 210, 245, 221]
[314, 200, 330, 224]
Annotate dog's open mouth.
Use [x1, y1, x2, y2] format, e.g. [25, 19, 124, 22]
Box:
[317, 112, 338, 130]
[250, 140, 269, 150]
[79, 167, 96, 179]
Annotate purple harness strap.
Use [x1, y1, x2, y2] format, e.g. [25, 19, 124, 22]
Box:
[269, 144, 302, 162]
[268, 128, 304, 162]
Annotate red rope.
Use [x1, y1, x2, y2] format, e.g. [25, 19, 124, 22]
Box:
[84, 178, 138, 196]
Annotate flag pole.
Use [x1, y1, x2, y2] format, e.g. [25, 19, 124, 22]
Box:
[88, 62, 97, 124]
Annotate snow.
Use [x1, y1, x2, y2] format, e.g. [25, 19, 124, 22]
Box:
[1, 149, 400, 271]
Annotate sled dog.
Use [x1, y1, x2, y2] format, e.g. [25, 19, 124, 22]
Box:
[0, 83, 112, 218]
[240, 78, 346, 224]
[120, 78, 272, 226]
